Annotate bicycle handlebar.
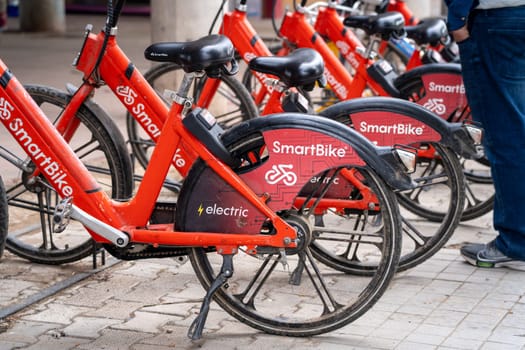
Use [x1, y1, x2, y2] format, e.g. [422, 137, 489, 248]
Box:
[302, 1, 362, 16]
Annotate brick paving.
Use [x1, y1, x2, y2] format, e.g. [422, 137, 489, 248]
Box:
[0, 13, 524, 350]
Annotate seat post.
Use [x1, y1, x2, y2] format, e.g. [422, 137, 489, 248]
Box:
[163, 71, 201, 112]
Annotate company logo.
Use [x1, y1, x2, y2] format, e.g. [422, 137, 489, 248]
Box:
[149, 52, 168, 57]
[116, 86, 137, 105]
[0, 97, 14, 121]
[428, 82, 465, 94]
[265, 164, 298, 186]
[323, 69, 348, 99]
[117, 85, 161, 138]
[335, 40, 360, 70]
[423, 98, 447, 115]
[359, 121, 425, 135]
[272, 140, 347, 157]
[197, 203, 249, 217]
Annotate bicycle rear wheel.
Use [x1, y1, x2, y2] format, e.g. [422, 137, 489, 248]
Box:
[127, 62, 258, 171]
[2, 85, 133, 265]
[178, 125, 402, 336]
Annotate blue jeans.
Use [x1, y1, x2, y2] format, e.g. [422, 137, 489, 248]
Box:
[458, 5, 525, 260]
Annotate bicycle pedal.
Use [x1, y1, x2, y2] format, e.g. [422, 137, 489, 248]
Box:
[53, 197, 73, 233]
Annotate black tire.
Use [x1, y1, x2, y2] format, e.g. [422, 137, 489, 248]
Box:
[395, 69, 494, 221]
[0, 176, 8, 260]
[319, 102, 465, 272]
[126, 62, 259, 171]
[3, 84, 133, 265]
[178, 128, 402, 336]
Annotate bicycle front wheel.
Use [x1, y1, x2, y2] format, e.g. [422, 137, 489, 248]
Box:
[178, 127, 402, 336]
[3, 85, 133, 265]
[319, 99, 466, 272]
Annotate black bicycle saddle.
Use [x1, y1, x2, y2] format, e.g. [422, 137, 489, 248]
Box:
[144, 34, 235, 74]
[343, 12, 405, 39]
[248, 48, 325, 90]
[405, 18, 448, 46]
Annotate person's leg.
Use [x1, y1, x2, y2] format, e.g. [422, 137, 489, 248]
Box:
[459, 6, 525, 263]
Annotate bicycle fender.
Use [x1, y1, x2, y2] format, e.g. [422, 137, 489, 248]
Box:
[64, 84, 115, 125]
[393, 64, 472, 130]
[222, 113, 415, 192]
[394, 63, 462, 88]
[319, 96, 481, 159]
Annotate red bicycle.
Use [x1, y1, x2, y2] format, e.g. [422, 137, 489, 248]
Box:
[133, 0, 483, 273]
[0, 1, 421, 339]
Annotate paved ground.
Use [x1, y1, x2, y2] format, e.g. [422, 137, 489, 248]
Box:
[0, 13, 524, 350]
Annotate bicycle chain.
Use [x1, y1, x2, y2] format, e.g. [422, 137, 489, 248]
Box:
[103, 244, 189, 260]
[103, 244, 216, 261]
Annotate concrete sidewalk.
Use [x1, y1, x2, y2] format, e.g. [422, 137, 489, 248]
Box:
[0, 14, 524, 350]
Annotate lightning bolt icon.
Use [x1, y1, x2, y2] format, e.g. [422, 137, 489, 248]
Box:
[198, 204, 204, 216]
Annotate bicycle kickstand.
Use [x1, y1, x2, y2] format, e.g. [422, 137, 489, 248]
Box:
[187, 254, 234, 340]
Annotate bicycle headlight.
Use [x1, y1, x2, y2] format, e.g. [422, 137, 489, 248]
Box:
[464, 124, 483, 145]
[393, 146, 417, 174]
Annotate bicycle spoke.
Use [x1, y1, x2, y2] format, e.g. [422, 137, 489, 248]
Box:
[234, 253, 281, 309]
[404, 160, 449, 203]
[128, 137, 155, 149]
[412, 171, 450, 188]
[72, 135, 102, 161]
[5, 181, 29, 201]
[8, 195, 56, 218]
[341, 213, 367, 262]
[300, 248, 342, 314]
[464, 182, 484, 208]
[401, 216, 429, 248]
[313, 209, 387, 267]
[0, 146, 32, 172]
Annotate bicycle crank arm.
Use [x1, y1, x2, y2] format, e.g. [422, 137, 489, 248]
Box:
[70, 205, 130, 248]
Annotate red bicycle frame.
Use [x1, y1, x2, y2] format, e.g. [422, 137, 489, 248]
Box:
[215, 8, 278, 107]
[0, 56, 301, 254]
[281, 5, 394, 100]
